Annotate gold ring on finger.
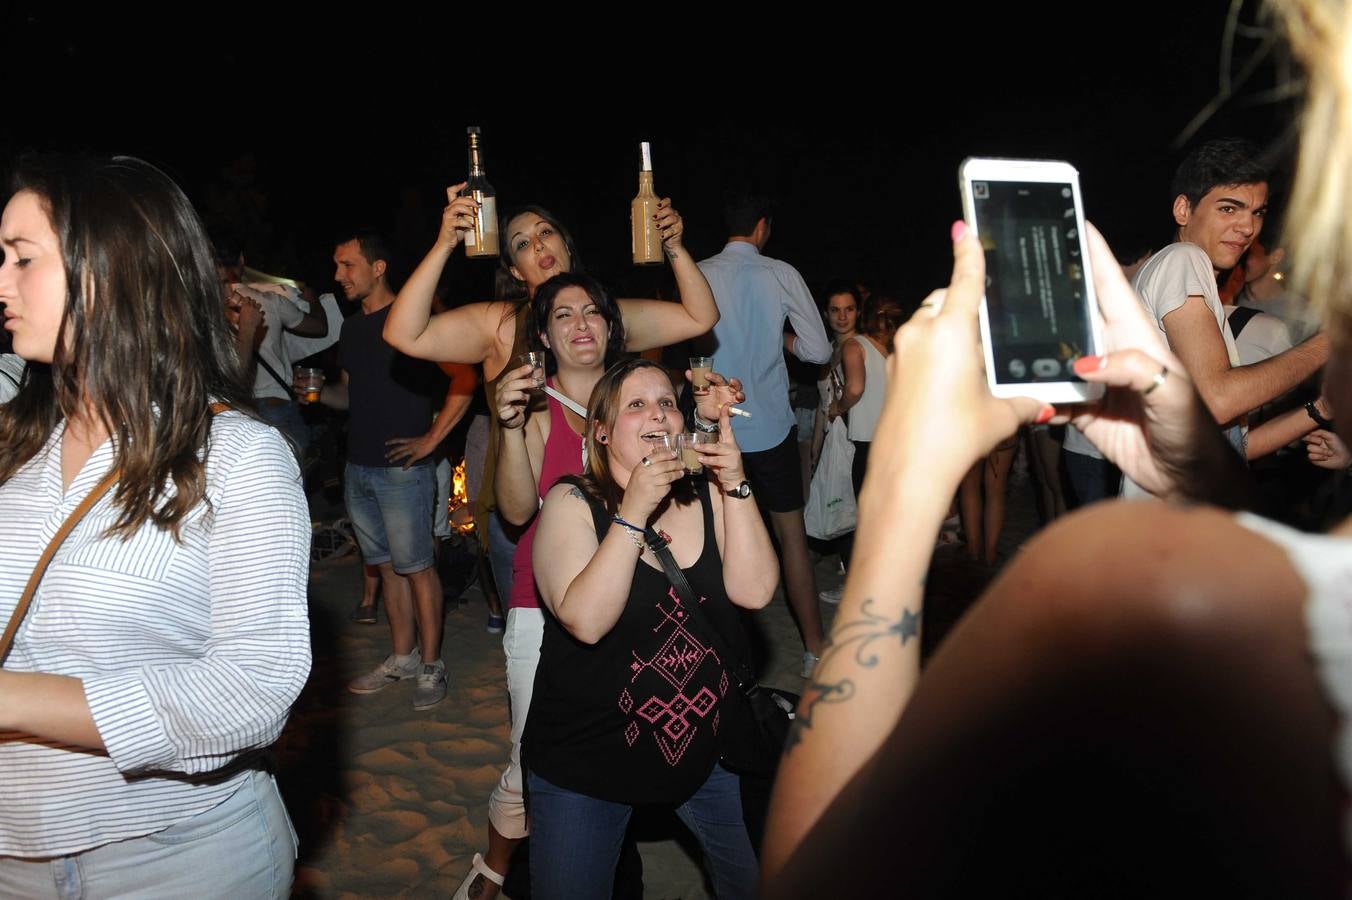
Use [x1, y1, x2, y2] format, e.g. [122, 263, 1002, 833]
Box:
[641, 456, 652, 468]
[1140, 366, 1169, 396]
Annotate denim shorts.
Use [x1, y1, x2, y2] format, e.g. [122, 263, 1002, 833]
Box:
[344, 462, 437, 574]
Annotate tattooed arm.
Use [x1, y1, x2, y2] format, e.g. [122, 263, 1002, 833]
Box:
[762, 224, 1046, 883]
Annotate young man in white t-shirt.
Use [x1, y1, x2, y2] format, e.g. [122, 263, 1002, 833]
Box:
[1128, 139, 1330, 483]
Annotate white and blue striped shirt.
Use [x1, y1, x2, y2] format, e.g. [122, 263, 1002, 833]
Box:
[0, 411, 311, 857]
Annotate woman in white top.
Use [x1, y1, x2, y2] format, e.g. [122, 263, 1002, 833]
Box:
[810, 282, 860, 469]
[763, 2, 1352, 890]
[829, 294, 905, 496]
[0, 156, 310, 897]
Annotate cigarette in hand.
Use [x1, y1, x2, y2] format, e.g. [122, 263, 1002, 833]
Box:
[728, 407, 752, 419]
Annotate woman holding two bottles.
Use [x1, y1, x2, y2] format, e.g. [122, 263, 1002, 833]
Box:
[384, 177, 724, 899]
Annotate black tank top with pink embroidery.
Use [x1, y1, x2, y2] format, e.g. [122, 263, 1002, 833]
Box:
[523, 479, 747, 806]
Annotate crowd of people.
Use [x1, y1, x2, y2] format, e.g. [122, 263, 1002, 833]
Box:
[5, 2, 1352, 895]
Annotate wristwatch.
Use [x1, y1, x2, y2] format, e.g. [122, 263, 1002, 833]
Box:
[1306, 400, 1335, 431]
[727, 480, 752, 499]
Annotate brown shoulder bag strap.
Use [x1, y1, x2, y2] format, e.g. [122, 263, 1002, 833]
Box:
[0, 403, 230, 666]
[0, 467, 121, 666]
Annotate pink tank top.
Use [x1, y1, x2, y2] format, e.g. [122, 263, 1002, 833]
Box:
[508, 384, 585, 610]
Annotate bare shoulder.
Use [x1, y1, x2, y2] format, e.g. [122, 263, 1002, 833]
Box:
[995, 500, 1308, 632]
[542, 479, 593, 511]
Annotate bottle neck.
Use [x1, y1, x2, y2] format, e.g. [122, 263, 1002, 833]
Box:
[468, 142, 484, 178]
[636, 170, 655, 196]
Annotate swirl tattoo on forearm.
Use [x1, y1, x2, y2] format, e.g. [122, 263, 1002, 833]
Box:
[784, 597, 922, 753]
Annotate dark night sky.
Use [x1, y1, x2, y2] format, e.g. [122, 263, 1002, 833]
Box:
[2, 4, 1294, 307]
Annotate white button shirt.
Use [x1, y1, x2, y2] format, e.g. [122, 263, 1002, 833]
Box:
[0, 411, 311, 857]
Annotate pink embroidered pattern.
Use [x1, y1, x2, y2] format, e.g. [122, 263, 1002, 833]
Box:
[637, 687, 718, 766]
[619, 567, 725, 768]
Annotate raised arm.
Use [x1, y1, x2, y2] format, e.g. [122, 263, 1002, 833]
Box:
[701, 407, 778, 608]
[288, 296, 329, 338]
[762, 224, 1046, 884]
[618, 198, 720, 352]
[534, 450, 686, 644]
[493, 364, 548, 526]
[383, 185, 516, 372]
[1163, 299, 1329, 425]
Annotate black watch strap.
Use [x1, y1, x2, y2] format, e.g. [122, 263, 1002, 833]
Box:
[1307, 400, 1335, 431]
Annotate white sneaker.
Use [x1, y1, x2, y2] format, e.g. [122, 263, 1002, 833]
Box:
[412, 659, 448, 710]
[349, 651, 421, 694]
[818, 586, 845, 605]
[801, 651, 821, 678]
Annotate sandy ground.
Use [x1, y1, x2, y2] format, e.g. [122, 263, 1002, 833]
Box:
[278, 463, 1042, 899]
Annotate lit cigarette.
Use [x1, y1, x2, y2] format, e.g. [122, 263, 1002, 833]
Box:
[728, 407, 752, 419]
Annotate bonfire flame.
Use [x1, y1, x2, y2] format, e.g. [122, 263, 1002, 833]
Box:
[449, 456, 474, 533]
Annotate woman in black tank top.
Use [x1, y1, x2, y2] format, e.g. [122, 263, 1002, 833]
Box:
[523, 359, 778, 900]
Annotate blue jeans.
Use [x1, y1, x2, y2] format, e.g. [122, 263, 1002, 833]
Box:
[0, 769, 296, 899]
[486, 510, 517, 600]
[528, 764, 757, 900]
[344, 462, 436, 574]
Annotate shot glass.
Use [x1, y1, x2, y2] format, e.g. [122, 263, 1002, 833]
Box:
[517, 351, 546, 388]
[689, 356, 714, 395]
[676, 432, 718, 474]
[293, 366, 325, 403]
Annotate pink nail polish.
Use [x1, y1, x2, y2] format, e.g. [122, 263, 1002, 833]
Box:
[1035, 404, 1056, 424]
[1072, 355, 1102, 374]
[951, 220, 968, 242]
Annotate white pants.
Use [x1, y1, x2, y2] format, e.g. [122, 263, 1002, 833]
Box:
[488, 607, 545, 839]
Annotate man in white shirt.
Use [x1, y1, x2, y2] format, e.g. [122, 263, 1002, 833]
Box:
[219, 249, 333, 457]
[1133, 139, 1328, 436]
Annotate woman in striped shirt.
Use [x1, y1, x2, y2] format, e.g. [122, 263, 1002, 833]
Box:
[0, 156, 311, 898]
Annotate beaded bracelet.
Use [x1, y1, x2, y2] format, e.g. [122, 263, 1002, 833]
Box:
[691, 413, 719, 434]
[611, 514, 645, 534]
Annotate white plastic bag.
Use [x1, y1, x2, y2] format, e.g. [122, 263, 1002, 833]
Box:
[805, 418, 856, 540]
